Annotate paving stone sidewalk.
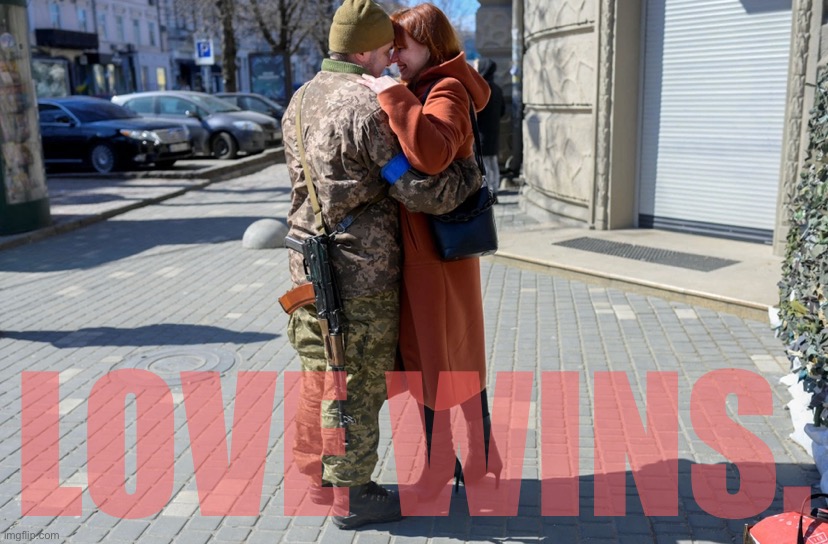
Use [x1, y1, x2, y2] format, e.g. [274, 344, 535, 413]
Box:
[0, 164, 816, 544]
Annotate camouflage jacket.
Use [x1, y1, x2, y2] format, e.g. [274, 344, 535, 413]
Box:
[283, 59, 481, 300]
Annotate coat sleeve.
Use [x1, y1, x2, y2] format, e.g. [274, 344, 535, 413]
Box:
[361, 105, 481, 215]
[387, 156, 482, 215]
[377, 78, 471, 175]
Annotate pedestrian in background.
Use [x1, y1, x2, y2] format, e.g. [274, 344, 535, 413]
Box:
[281, 0, 482, 529]
[476, 57, 505, 196]
[359, 2, 502, 502]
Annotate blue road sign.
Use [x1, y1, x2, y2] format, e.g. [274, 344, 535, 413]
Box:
[195, 38, 214, 65]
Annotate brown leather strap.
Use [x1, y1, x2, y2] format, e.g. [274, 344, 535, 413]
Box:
[279, 283, 316, 314]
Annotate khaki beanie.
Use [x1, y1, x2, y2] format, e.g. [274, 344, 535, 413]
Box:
[329, 0, 394, 54]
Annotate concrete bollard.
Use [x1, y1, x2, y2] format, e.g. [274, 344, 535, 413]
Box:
[242, 219, 288, 249]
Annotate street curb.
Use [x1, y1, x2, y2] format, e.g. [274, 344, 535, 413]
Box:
[0, 148, 285, 252]
[489, 251, 771, 323]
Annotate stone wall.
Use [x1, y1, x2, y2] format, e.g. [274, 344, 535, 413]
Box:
[520, 0, 597, 224]
[774, 0, 822, 255]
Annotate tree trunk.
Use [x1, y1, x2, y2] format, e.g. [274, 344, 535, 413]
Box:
[218, 0, 237, 92]
[282, 50, 293, 101]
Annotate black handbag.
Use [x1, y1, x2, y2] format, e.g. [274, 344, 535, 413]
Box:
[428, 102, 499, 261]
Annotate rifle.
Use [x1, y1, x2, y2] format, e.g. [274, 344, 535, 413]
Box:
[285, 234, 355, 445]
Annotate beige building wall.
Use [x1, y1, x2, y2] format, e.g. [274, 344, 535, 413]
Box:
[517, 0, 641, 229]
[773, 0, 825, 254]
[512, 0, 820, 251]
[519, 0, 596, 226]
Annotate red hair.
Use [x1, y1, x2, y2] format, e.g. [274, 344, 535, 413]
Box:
[391, 3, 462, 67]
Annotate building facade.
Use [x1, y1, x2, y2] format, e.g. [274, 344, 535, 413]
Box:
[482, 0, 825, 252]
[28, 0, 168, 97]
[27, 0, 321, 100]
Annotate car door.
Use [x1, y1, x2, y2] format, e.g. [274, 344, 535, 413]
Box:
[38, 103, 82, 163]
[155, 96, 211, 154]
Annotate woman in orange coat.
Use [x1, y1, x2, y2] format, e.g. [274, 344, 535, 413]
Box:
[360, 3, 500, 498]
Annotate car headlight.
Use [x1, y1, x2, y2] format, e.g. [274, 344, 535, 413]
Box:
[232, 121, 263, 132]
[120, 129, 162, 145]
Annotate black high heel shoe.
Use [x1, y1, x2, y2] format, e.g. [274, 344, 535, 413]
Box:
[453, 457, 464, 493]
[412, 429, 464, 501]
[462, 414, 502, 487]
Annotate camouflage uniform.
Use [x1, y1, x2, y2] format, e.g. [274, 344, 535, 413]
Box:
[283, 59, 482, 487]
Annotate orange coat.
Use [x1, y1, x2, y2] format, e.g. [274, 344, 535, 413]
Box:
[378, 53, 491, 410]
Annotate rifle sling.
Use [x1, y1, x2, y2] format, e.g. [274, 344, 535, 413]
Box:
[295, 85, 326, 235]
[295, 83, 387, 237]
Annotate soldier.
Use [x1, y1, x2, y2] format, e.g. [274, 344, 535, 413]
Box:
[281, 0, 482, 530]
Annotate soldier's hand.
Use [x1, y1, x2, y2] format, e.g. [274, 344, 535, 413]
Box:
[359, 74, 401, 94]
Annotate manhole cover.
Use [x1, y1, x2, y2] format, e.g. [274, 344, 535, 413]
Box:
[110, 347, 239, 387]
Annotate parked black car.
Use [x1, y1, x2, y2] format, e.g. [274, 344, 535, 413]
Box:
[38, 97, 193, 174]
[215, 92, 285, 128]
[112, 91, 280, 160]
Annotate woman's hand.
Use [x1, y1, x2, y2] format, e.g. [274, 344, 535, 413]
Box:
[358, 74, 401, 94]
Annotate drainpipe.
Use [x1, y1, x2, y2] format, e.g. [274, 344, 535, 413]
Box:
[509, 0, 524, 183]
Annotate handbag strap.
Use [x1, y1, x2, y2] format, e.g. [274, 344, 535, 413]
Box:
[467, 100, 486, 176]
[295, 84, 327, 235]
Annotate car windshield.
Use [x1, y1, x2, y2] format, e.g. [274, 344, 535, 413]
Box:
[63, 101, 138, 122]
[186, 94, 242, 113]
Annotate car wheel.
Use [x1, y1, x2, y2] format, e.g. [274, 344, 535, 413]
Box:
[211, 132, 238, 160]
[154, 160, 176, 169]
[89, 143, 117, 174]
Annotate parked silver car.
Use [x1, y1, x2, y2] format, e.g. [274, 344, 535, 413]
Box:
[111, 91, 280, 160]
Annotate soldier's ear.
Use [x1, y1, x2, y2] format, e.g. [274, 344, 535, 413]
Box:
[353, 51, 369, 65]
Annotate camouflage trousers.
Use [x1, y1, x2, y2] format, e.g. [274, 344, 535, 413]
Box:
[287, 289, 399, 487]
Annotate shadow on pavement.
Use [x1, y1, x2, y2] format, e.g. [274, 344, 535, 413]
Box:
[356, 459, 819, 542]
[1, 324, 277, 347]
[0, 216, 286, 272]
[47, 192, 132, 205]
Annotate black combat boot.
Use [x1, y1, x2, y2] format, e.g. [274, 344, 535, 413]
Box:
[332, 482, 403, 530]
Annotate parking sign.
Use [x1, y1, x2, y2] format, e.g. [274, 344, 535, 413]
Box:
[195, 38, 214, 65]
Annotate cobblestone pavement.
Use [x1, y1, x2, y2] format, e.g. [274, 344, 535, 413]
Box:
[0, 164, 816, 543]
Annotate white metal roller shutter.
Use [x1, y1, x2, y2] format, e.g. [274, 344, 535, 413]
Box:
[638, 0, 791, 241]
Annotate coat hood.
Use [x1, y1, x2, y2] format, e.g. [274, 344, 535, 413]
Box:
[414, 52, 491, 113]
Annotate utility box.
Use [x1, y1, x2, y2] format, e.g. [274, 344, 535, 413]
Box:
[0, 0, 50, 235]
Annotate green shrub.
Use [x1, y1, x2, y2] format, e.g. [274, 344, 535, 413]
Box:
[779, 67, 828, 425]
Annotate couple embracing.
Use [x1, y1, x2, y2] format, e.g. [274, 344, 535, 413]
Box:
[282, 0, 499, 530]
